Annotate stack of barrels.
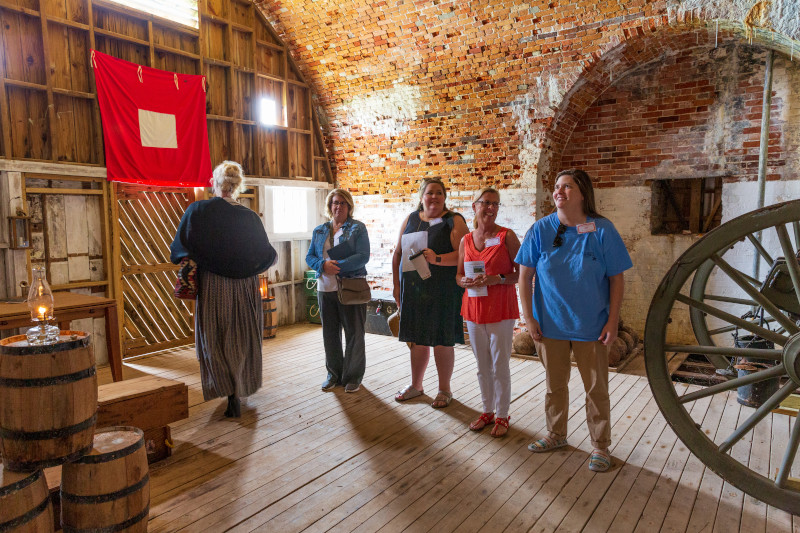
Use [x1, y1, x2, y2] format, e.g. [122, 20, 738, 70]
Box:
[0, 331, 149, 532]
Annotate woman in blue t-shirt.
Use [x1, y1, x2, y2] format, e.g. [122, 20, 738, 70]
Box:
[516, 168, 632, 472]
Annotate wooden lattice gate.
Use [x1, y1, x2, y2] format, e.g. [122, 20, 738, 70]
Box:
[113, 185, 197, 358]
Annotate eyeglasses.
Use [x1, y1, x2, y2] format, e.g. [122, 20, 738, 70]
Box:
[475, 200, 501, 208]
[553, 223, 567, 248]
[331, 201, 348, 206]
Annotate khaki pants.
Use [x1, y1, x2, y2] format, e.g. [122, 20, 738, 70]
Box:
[535, 337, 611, 449]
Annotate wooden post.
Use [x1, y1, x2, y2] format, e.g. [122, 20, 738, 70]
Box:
[752, 49, 774, 280]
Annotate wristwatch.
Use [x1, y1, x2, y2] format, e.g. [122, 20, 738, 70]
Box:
[435, 255, 442, 263]
[498, 274, 506, 284]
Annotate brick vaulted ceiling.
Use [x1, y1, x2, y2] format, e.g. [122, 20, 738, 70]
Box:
[252, 0, 800, 203]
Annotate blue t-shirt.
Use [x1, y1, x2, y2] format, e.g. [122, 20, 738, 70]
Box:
[515, 213, 633, 341]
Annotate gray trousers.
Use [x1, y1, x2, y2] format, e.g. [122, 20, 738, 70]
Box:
[319, 290, 367, 386]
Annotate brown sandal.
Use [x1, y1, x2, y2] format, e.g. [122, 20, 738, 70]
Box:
[431, 390, 452, 408]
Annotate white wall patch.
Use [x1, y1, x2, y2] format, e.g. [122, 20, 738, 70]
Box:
[138, 109, 178, 148]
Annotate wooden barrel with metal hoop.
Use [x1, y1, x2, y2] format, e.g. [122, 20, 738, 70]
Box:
[61, 426, 149, 533]
[0, 331, 97, 472]
[263, 296, 277, 338]
[0, 466, 53, 532]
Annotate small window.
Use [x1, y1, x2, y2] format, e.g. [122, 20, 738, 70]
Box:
[105, 0, 199, 28]
[651, 177, 722, 235]
[260, 98, 278, 126]
[272, 188, 308, 233]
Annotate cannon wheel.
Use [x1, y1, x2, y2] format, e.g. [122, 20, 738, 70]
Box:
[689, 243, 794, 365]
[646, 200, 800, 514]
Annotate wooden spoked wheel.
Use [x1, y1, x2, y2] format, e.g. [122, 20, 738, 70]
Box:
[645, 199, 800, 514]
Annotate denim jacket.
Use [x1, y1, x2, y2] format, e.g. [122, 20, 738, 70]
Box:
[306, 217, 370, 279]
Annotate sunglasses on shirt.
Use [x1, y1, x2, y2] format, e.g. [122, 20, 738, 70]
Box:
[553, 223, 567, 248]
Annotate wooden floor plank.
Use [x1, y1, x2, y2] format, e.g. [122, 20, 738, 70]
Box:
[85, 324, 799, 532]
[685, 392, 742, 532]
[658, 386, 729, 533]
[530, 383, 659, 533]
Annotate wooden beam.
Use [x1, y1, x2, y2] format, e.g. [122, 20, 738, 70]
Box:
[689, 178, 702, 233]
[25, 187, 104, 195]
[0, 160, 107, 175]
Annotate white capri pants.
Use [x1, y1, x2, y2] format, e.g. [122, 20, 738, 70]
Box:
[466, 319, 516, 419]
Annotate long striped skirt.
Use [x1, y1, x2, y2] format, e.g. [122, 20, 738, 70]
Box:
[195, 270, 263, 401]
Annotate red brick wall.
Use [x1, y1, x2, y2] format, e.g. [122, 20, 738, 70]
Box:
[251, 1, 798, 210]
[560, 44, 788, 188]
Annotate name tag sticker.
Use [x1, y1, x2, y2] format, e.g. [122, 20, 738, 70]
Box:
[484, 236, 501, 247]
[577, 221, 597, 234]
[428, 217, 443, 226]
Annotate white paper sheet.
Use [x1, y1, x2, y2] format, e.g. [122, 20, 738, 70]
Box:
[401, 231, 428, 272]
[465, 260, 488, 297]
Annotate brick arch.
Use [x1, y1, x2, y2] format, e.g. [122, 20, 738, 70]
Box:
[536, 20, 795, 205]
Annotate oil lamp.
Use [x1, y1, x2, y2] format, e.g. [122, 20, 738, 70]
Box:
[259, 275, 269, 299]
[25, 266, 59, 345]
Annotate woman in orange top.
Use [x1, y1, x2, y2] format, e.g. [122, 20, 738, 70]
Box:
[456, 187, 521, 437]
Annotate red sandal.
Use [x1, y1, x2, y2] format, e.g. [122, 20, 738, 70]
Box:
[491, 416, 510, 438]
[469, 412, 495, 431]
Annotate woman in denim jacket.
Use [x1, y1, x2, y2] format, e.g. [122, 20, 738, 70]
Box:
[306, 189, 371, 393]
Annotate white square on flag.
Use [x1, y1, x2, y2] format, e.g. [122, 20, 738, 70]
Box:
[138, 109, 178, 148]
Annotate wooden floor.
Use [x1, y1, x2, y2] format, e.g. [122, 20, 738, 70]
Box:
[98, 324, 800, 532]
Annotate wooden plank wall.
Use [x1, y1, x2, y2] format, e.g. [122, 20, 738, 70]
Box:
[0, 0, 332, 183]
[22, 171, 112, 363]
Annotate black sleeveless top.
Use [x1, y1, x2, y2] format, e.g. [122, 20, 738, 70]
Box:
[398, 210, 465, 346]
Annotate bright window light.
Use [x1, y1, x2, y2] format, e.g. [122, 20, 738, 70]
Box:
[105, 0, 198, 28]
[273, 188, 308, 233]
[260, 98, 278, 126]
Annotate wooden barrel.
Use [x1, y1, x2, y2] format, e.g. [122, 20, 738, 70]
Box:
[263, 296, 277, 339]
[61, 427, 149, 533]
[0, 466, 53, 532]
[0, 332, 97, 472]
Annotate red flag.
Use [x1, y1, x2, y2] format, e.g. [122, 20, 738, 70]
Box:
[92, 50, 211, 187]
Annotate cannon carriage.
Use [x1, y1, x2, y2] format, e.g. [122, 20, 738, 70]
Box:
[645, 199, 800, 514]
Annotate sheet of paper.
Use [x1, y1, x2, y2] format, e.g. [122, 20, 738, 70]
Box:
[401, 231, 429, 272]
[465, 260, 488, 297]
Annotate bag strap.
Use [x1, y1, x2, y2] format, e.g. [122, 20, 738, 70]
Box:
[327, 223, 341, 282]
[327, 221, 335, 248]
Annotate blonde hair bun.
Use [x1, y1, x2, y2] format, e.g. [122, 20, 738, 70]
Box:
[211, 160, 246, 199]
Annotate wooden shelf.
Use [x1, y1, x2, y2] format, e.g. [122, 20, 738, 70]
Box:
[0, 0, 39, 17]
[201, 12, 229, 26]
[95, 27, 150, 47]
[45, 15, 90, 31]
[256, 39, 285, 52]
[257, 72, 286, 83]
[207, 114, 234, 122]
[4, 78, 47, 91]
[231, 22, 254, 34]
[287, 78, 309, 88]
[154, 43, 200, 60]
[204, 56, 231, 68]
[52, 88, 95, 100]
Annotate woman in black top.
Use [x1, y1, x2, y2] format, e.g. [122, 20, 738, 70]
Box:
[171, 161, 277, 417]
[392, 177, 469, 408]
